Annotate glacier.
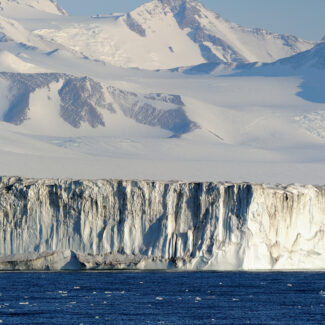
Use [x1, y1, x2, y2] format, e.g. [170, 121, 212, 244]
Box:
[0, 176, 324, 271]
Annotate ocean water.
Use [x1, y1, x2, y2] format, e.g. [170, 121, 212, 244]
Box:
[0, 272, 324, 324]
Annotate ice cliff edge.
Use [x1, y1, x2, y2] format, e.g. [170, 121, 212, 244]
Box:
[0, 177, 324, 271]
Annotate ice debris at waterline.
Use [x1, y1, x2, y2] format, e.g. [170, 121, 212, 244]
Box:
[0, 177, 324, 271]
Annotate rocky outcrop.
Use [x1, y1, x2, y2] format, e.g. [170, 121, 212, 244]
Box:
[0, 73, 196, 135]
[0, 177, 324, 271]
[124, 13, 147, 37]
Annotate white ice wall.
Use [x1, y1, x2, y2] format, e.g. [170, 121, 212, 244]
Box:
[0, 177, 324, 270]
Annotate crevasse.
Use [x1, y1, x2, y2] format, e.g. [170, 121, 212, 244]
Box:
[0, 177, 324, 270]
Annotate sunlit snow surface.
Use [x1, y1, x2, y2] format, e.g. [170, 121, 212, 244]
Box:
[0, 0, 323, 184]
[0, 272, 324, 324]
[31, 0, 313, 69]
[0, 72, 324, 184]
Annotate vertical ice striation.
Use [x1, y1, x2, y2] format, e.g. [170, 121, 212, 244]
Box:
[0, 177, 324, 270]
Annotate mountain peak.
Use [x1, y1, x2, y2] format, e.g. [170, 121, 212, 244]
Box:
[159, 0, 184, 4]
[159, 0, 193, 4]
[159, 0, 197, 5]
[158, 0, 202, 13]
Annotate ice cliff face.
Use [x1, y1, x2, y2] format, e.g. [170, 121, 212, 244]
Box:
[0, 177, 324, 271]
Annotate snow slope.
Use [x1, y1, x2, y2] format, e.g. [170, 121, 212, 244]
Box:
[0, 0, 68, 18]
[273, 41, 325, 70]
[0, 15, 42, 45]
[31, 0, 314, 69]
[0, 0, 323, 185]
[0, 51, 46, 72]
[179, 41, 325, 75]
[34, 13, 205, 70]
[0, 70, 324, 184]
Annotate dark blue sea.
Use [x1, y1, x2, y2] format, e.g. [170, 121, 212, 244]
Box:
[0, 271, 324, 324]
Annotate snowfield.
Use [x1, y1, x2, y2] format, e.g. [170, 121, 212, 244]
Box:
[0, 0, 323, 185]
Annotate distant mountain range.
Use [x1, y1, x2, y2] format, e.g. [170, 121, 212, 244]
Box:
[127, 0, 314, 65]
[0, 0, 324, 183]
[26, 0, 315, 69]
[177, 40, 325, 75]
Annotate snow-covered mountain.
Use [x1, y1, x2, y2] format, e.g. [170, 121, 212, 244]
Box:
[0, 14, 52, 49]
[0, 73, 196, 136]
[128, 0, 314, 64]
[275, 41, 325, 70]
[32, 0, 314, 69]
[0, 0, 323, 184]
[177, 41, 325, 75]
[0, 0, 68, 18]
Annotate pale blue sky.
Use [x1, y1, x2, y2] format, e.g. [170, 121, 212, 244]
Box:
[57, 0, 325, 41]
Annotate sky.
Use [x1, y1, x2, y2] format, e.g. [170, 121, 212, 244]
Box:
[57, 0, 325, 41]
